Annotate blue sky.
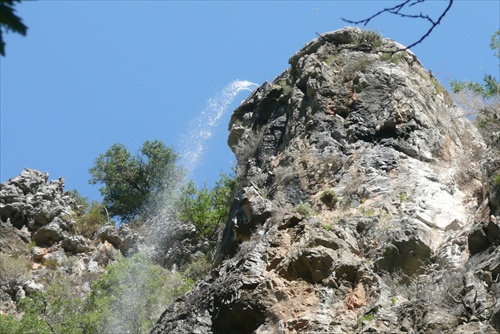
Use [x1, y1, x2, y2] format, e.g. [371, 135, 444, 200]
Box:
[1, 1, 499, 203]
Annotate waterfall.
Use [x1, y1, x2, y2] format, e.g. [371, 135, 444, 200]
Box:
[104, 80, 258, 333]
[179, 80, 258, 177]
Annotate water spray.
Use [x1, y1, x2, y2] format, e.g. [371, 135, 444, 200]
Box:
[179, 80, 258, 177]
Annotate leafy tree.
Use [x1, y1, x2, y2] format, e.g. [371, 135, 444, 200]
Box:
[0, 0, 27, 56]
[451, 29, 500, 100]
[89, 140, 180, 222]
[177, 171, 237, 241]
[450, 29, 500, 133]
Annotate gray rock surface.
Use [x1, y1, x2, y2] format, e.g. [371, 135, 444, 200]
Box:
[0, 168, 124, 316]
[152, 27, 499, 333]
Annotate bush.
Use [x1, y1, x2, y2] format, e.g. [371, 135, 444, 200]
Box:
[494, 174, 500, 186]
[320, 188, 338, 207]
[296, 202, 313, 216]
[355, 30, 383, 49]
[86, 253, 190, 334]
[182, 254, 211, 281]
[177, 171, 237, 241]
[379, 51, 405, 64]
[0, 253, 31, 287]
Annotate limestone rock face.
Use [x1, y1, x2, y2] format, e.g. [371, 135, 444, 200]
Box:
[0, 168, 123, 317]
[153, 27, 498, 333]
[0, 168, 76, 239]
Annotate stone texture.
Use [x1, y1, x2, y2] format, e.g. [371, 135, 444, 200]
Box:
[152, 27, 499, 333]
[0, 168, 125, 317]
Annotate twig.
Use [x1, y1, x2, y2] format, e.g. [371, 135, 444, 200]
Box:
[341, 0, 454, 52]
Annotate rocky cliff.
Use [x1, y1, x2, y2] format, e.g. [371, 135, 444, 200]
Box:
[152, 27, 500, 333]
[0, 168, 136, 317]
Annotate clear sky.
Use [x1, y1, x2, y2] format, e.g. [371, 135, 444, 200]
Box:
[1, 1, 499, 203]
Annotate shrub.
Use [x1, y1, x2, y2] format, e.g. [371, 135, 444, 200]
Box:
[355, 30, 383, 49]
[296, 202, 313, 216]
[324, 56, 335, 66]
[182, 254, 211, 281]
[320, 188, 338, 207]
[344, 55, 371, 80]
[324, 223, 334, 231]
[360, 207, 376, 217]
[86, 253, 189, 334]
[379, 51, 405, 64]
[76, 201, 108, 238]
[177, 171, 237, 241]
[42, 258, 60, 269]
[494, 174, 500, 186]
[430, 76, 445, 94]
[0, 253, 31, 287]
[357, 314, 375, 328]
[278, 79, 293, 95]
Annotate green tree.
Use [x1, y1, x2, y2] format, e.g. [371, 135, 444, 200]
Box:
[177, 171, 237, 241]
[451, 29, 499, 99]
[0, 0, 27, 56]
[450, 29, 500, 132]
[89, 140, 180, 222]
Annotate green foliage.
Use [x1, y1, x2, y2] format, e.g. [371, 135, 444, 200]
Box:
[493, 174, 500, 186]
[177, 171, 237, 241]
[296, 202, 313, 216]
[379, 51, 405, 64]
[86, 253, 187, 334]
[89, 140, 180, 222]
[0, 305, 53, 334]
[0, 253, 31, 287]
[449, 29, 500, 147]
[360, 207, 376, 217]
[430, 76, 445, 95]
[490, 29, 500, 61]
[398, 192, 408, 203]
[11, 274, 85, 334]
[320, 188, 338, 207]
[323, 56, 335, 66]
[355, 30, 383, 49]
[324, 223, 334, 231]
[181, 254, 212, 281]
[0, 0, 28, 56]
[450, 29, 500, 99]
[390, 296, 397, 306]
[278, 79, 293, 95]
[2, 253, 195, 334]
[451, 75, 500, 99]
[357, 314, 374, 328]
[344, 55, 371, 80]
[70, 191, 109, 238]
[42, 257, 60, 270]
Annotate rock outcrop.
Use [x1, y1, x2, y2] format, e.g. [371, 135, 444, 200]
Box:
[0, 168, 132, 317]
[152, 27, 500, 333]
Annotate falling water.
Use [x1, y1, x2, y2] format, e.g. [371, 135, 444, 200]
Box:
[104, 80, 258, 333]
[179, 80, 258, 177]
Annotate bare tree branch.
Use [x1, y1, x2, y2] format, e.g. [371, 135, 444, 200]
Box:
[342, 0, 453, 51]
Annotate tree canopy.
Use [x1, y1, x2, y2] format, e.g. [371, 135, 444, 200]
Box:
[0, 0, 27, 56]
[89, 140, 180, 222]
